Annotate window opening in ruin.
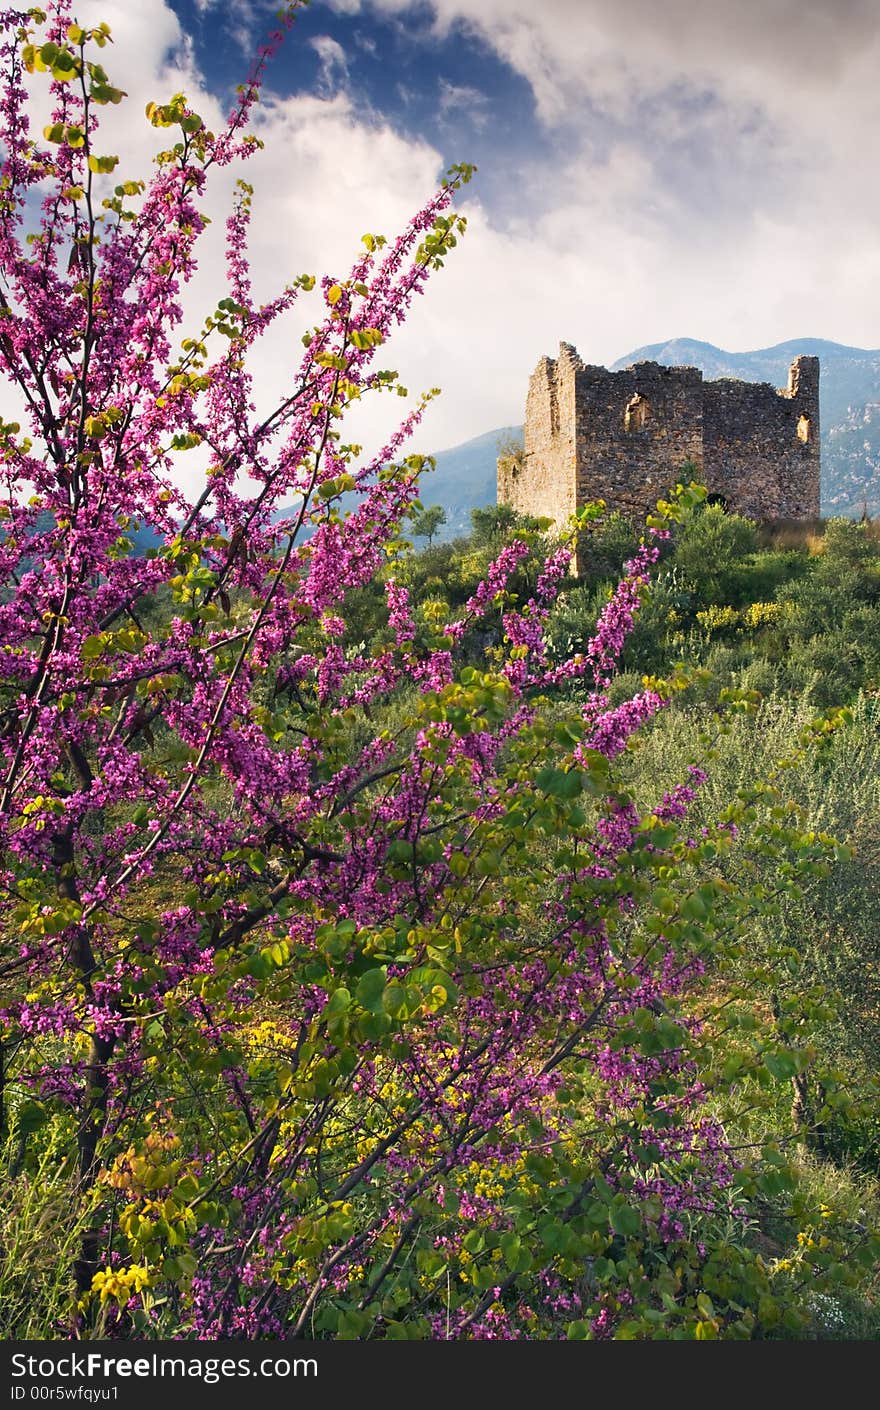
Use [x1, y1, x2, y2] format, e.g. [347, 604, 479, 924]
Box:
[624, 393, 649, 432]
[797, 414, 811, 444]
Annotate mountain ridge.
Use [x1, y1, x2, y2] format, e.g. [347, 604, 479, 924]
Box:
[612, 335, 876, 366]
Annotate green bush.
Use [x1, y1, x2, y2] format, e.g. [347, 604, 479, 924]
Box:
[622, 691, 880, 1170]
[671, 504, 759, 609]
[0, 1114, 87, 1338]
[576, 510, 642, 588]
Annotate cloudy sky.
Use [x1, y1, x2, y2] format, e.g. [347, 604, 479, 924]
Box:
[63, 0, 880, 460]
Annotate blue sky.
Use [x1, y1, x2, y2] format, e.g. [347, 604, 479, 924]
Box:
[171, 0, 549, 218]
[59, 0, 880, 464]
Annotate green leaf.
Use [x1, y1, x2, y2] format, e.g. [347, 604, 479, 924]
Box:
[681, 892, 708, 920]
[553, 719, 585, 746]
[499, 1232, 521, 1268]
[609, 1200, 641, 1237]
[382, 983, 407, 1017]
[49, 49, 78, 82]
[355, 967, 387, 1014]
[764, 1050, 798, 1081]
[359, 1011, 392, 1040]
[350, 327, 384, 350]
[90, 83, 126, 104]
[317, 477, 343, 500]
[409, 966, 458, 1012]
[16, 1101, 47, 1135]
[324, 987, 351, 1017]
[535, 765, 585, 800]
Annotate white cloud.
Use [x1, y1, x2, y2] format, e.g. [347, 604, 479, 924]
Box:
[369, 0, 880, 122]
[366, 0, 880, 226]
[310, 34, 350, 92]
[16, 2, 456, 483]
[438, 78, 489, 128]
[321, 0, 364, 14]
[356, 1, 880, 384]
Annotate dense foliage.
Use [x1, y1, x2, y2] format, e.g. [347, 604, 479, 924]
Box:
[0, 3, 877, 1342]
[564, 507, 880, 709]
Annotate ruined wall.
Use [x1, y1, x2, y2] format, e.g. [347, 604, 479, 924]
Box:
[498, 344, 579, 528]
[500, 344, 822, 536]
[574, 360, 704, 522]
[702, 355, 820, 519]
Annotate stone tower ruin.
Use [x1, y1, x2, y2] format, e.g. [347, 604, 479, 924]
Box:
[498, 343, 820, 534]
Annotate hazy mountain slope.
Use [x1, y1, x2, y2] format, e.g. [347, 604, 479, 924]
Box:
[267, 425, 520, 544]
[416, 424, 521, 539]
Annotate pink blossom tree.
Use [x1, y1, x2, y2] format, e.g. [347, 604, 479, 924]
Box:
[0, 3, 872, 1341]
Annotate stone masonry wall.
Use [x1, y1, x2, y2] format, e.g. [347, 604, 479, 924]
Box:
[498, 345, 578, 528]
[499, 344, 821, 537]
[702, 356, 820, 519]
[574, 359, 704, 522]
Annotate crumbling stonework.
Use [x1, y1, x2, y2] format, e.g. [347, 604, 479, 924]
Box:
[498, 342, 820, 535]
